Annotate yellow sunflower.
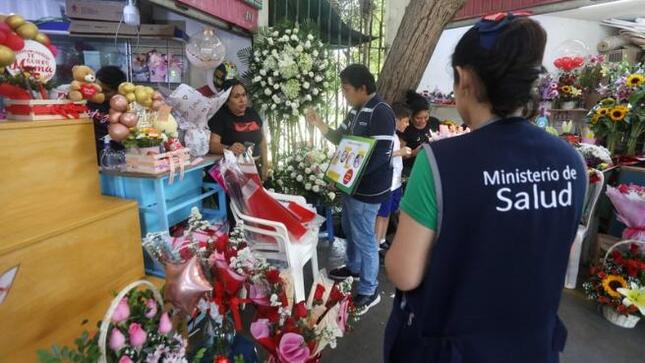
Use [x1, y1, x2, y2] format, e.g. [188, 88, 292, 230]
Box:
[602, 274, 627, 299]
[626, 74, 644, 88]
[592, 114, 600, 124]
[597, 107, 609, 116]
[609, 107, 627, 122]
[561, 85, 572, 94]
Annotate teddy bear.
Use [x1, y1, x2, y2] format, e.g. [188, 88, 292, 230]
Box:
[68, 65, 105, 104]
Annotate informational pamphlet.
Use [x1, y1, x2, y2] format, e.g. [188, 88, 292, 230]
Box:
[325, 135, 376, 195]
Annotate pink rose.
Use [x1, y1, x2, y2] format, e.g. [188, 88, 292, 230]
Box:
[278, 333, 310, 363]
[336, 299, 350, 333]
[119, 356, 133, 363]
[128, 323, 147, 348]
[158, 312, 172, 335]
[249, 283, 270, 306]
[109, 328, 126, 352]
[250, 318, 271, 340]
[112, 298, 130, 323]
[144, 299, 158, 319]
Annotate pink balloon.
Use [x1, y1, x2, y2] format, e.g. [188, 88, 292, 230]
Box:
[108, 123, 130, 142]
[110, 94, 128, 112]
[152, 91, 164, 101]
[119, 112, 138, 128]
[164, 257, 212, 316]
[108, 111, 122, 124]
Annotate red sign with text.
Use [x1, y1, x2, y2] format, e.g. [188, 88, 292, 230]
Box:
[177, 0, 259, 31]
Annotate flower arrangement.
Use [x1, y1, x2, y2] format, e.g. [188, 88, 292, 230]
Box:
[583, 242, 645, 321]
[123, 127, 168, 149]
[606, 184, 645, 243]
[250, 274, 358, 363]
[587, 63, 644, 155]
[428, 121, 470, 142]
[37, 288, 191, 363]
[269, 145, 337, 206]
[575, 143, 613, 171]
[421, 88, 455, 105]
[537, 73, 559, 104]
[241, 24, 332, 122]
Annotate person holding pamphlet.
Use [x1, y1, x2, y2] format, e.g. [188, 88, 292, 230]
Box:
[383, 14, 587, 363]
[306, 64, 395, 315]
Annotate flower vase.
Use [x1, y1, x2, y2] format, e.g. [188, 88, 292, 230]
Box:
[602, 306, 641, 328]
[605, 133, 621, 155]
[561, 101, 577, 110]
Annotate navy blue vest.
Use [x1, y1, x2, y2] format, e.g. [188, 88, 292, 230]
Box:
[384, 118, 587, 363]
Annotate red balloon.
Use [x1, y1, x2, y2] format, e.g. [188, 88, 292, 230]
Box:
[0, 23, 10, 33]
[108, 123, 130, 142]
[214, 356, 230, 363]
[0, 31, 6, 44]
[4, 32, 24, 51]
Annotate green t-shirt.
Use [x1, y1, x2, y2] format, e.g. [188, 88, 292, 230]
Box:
[400, 149, 438, 231]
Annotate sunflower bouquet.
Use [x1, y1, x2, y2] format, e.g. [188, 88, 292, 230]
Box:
[583, 241, 645, 325]
[586, 98, 630, 154]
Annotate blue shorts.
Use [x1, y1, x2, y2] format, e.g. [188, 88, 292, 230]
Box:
[378, 187, 402, 217]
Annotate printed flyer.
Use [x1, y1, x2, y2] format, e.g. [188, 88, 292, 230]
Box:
[325, 135, 376, 194]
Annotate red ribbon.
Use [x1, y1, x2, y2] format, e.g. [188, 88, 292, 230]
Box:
[6, 103, 88, 119]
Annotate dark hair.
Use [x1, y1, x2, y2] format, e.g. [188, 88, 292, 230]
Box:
[405, 90, 429, 116]
[392, 102, 411, 119]
[452, 17, 547, 118]
[340, 64, 376, 94]
[96, 66, 126, 90]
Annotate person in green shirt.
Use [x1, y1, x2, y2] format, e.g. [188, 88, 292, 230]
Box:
[398, 150, 438, 232]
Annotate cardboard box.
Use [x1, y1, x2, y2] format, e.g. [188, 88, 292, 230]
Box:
[69, 20, 176, 37]
[66, 0, 125, 22]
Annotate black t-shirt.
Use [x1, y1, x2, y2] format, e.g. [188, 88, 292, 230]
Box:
[402, 117, 440, 169]
[402, 117, 440, 150]
[208, 106, 264, 157]
[88, 101, 124, 164]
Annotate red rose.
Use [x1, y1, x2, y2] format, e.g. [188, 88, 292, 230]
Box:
[215, 235, 228, 252]
[618, 184, 629, 194]
[313, 284, 326, 304]
[617, 304, 627, 314]
[294, 302, 308, 319]
[629, 243, 641, 255]
[327, 285, 345, 306]
[283, 317, 300, 334]
[266, 269, 282, 284]
[598, 272, 607, 279]
[611, 251, 624, 264]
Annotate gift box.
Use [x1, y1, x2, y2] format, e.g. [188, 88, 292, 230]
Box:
[125, 148, 191, 175]
[4, 99, 88, 121]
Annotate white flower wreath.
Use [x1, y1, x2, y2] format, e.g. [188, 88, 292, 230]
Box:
[241, 24, 333, 122]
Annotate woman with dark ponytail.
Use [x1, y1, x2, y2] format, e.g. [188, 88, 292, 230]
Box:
[384, 14, 587, 363]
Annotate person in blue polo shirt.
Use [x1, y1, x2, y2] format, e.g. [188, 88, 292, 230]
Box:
[307, 64, 395, 314]
[384, 14, 587, 363]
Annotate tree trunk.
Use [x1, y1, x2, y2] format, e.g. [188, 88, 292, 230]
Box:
[377, 0, 467, 103]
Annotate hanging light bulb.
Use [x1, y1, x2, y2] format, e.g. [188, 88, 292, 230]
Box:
[185, 27, 226, 69]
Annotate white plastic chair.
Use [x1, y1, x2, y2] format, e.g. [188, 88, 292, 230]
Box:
[564, 169, 605, 289]
[230, 191, 320, 302]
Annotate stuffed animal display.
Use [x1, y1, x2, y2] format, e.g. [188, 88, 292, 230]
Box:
[68, 65, 105, 104]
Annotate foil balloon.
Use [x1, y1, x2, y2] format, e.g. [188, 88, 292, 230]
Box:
[108, 123, 130, 142]
[553, 39, 589, 72]
[164, 256, 212, 316]
[186, 27, 225, 69]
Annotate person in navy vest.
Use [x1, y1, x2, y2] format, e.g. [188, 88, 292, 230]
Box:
[307, 64, 395, 314]
[383, 14, 587, 363]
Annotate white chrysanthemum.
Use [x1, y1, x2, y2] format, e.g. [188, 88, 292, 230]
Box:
[259, 69, 267, 76]
[314, 75, 323, 83]
[296, 175, 304, 182]
[272, 94, 281, 104]
[291, 34, 299, 41]
[287, 165, 294, 172]
[267, 38, 274, 45]
[304, 40, 311, 49]
[307, 34, 314, 40]
[312, 88, 320, 96]
[305, 183, 312, 190]
[271, 104, 277, 110]
[309, 175, 316, 182]
[313, 50, 319, 58]
[305, 167, 312, 174]
[264, 88, 272, 96]
[296, 45, 304, 52]
[285, 29, 291, 34]
[302, 82, 310, 89]
[312, 185, 320, 193]
[274, 84, 279, 90]
[328, 192, 336, 201]
[272, 31, 279, 37]
[293, 28, 299, 34]
[305, 94, 312, 101]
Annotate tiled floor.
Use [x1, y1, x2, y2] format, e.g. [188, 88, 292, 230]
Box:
[318, 239, 645, 363]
